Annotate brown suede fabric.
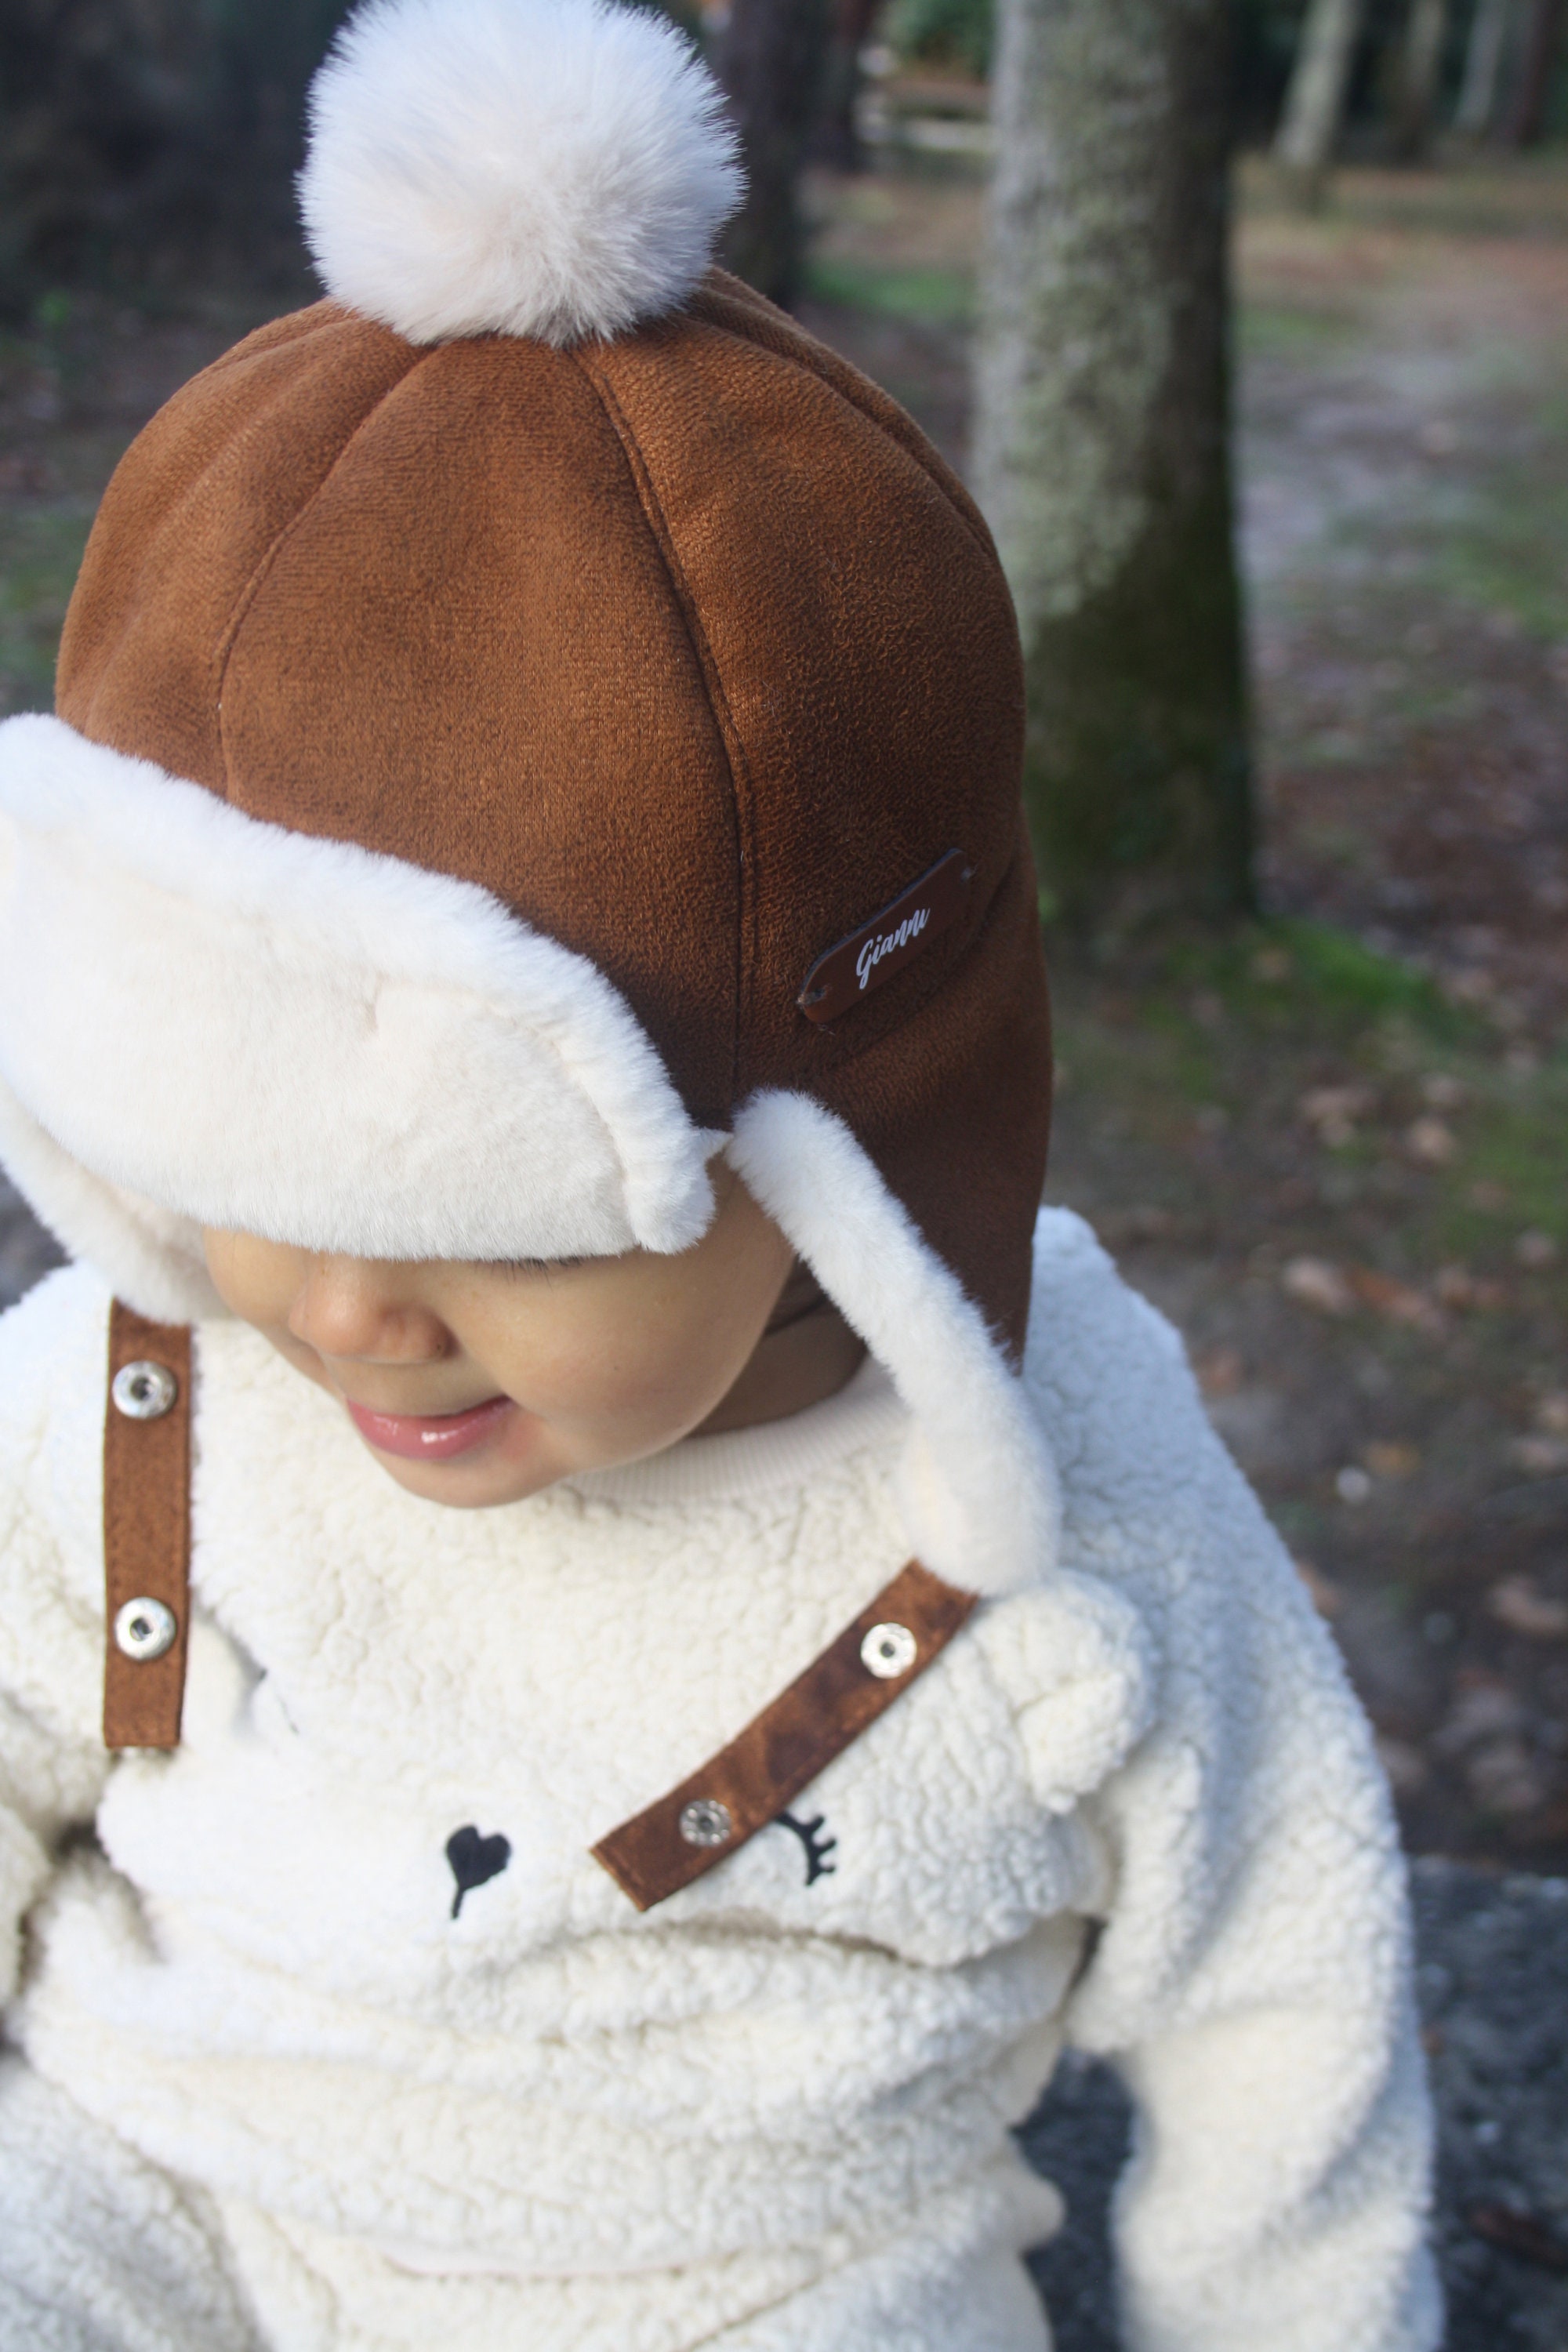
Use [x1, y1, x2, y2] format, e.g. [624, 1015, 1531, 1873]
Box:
[103, 1303, 192, 1751]
[56, 270, 1051, 1344]
[592, 1560, 977, 1911]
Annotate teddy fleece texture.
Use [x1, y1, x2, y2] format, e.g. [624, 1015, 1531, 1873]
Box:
[0, 1210, 1437, 2351]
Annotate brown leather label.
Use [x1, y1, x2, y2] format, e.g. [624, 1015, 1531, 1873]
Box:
[103, 1301, 192, 1751]
[591, 1560, 977, 1911]
[797, 849, 974, 1024]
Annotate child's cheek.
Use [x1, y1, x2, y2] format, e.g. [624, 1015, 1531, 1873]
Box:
[485, 1296, 717, 1439]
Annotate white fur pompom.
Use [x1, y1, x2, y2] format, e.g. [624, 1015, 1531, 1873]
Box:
[299, 0, 743, 347]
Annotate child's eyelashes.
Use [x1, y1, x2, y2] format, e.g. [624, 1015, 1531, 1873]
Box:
[494, 1254, 586, 1278]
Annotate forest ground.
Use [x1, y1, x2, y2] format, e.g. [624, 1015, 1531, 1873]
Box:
[2, 146, 1566, 1880]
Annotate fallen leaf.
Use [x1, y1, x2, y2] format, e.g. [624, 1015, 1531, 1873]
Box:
[1511, 1435, 1568, 1476]
[1486, 1575, 1568, 1641]
[1420, 1073, 1466, 1111]
[1515, 1229, 1559, 1270]
[1467, 2205, 1568, 2274]
[1465, 1736, 1548, 1816]
[1196, 1346, 1244, 1399]
[1346, 1265, 1444, 1333]
[1434, 1677, 1524, 1756]
[1468, 1178, 1508, 1211]
[1405, 1115, 1457, 1166]
[1433, 1265, 1507, 1311]
[1375, 1735, 1428, 1795]
[1300, 1084, 1374, 1148]
[1282, 1256, 1355, 1316]
[1537, 1392, 1568, 1437]
[1363, 1440, 1420, 1480]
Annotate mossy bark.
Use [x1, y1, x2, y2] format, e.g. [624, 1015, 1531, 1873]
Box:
[973, 0, 1254, 935]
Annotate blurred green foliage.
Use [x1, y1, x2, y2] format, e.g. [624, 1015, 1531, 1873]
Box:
[0, 502, 95, 718]
[883, 0, 993, 81]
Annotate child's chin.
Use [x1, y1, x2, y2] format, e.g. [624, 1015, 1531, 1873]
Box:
[371, 1453, 566, 1508]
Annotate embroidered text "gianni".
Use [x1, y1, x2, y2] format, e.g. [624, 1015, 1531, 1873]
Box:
[856, 906, 928, 990]
[797, 848, 974, 1025]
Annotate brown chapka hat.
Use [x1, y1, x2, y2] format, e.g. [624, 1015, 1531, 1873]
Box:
[0, 0, 1058, 1595]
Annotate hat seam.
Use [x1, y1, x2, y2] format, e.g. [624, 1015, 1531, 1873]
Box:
[209, 343, 432, 802]
[690, 273, 1001, 572]
[573, 347, 753, 1115]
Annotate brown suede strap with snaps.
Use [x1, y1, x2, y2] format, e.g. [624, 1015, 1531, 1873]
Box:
[592, 1559, 976, 1911]
[103, 1301, 192, 1750]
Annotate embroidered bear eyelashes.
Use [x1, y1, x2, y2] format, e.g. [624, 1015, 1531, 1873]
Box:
[774, 1811, 838, 1886]
[444, 1810, 838, 1917]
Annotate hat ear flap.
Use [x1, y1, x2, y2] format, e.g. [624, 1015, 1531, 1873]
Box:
[727, 1091, 1062, 1599]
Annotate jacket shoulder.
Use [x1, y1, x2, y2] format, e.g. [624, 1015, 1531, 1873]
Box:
[1024, 1208, 1208, 1498]
[1019, 1207, 1340, 1682]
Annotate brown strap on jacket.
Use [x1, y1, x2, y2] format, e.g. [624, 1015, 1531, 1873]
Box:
[103, 1301, 193, 1750]
[593, 1559, 977, 1911]
[97, 1319, 974, 1870]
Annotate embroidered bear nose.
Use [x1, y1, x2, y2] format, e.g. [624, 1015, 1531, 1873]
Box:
[446, 1825, 511, 1918]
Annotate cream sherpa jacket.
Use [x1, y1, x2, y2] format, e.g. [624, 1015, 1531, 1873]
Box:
[0, 1210, 1438, 2352]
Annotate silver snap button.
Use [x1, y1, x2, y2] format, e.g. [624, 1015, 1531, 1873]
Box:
[861, 1621, 918, 1679]
[113, 1597, 178, 1663]
[111, 1361, 178, 1421]
[677, 1798, 734, 1849]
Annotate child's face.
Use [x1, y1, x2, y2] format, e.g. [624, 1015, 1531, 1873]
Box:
[201, 1167, 822, 1507]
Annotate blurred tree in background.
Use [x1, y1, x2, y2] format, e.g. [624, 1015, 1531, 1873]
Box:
[5, 0, 1565, 324]
[0, 0, 356, 314]
[1275, 0, 1367, 192]
[972, 0, 1253, 935]
[716, 0, 833, 302]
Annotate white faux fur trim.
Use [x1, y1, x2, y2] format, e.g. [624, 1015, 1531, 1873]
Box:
[0, 715, 720, 1319]
[299, 0, 742, 348]
[728, 1092, 1061, 1599]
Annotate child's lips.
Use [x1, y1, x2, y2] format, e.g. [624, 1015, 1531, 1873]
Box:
[345, 1395, 515, 1461]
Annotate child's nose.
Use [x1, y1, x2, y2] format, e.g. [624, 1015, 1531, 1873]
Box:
[286, 1260, 449, 1366]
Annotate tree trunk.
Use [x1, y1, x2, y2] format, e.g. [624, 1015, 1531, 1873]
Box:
[1455, 0, 1516, 134]
[1392, 0, 1450, 158]
[716, 0, 833, 306]
[1273, 0, 1367, 198]
[972, 0, 1252, 935]
[814, 0, 882, 171]
[1501, 0, 1564, 141]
